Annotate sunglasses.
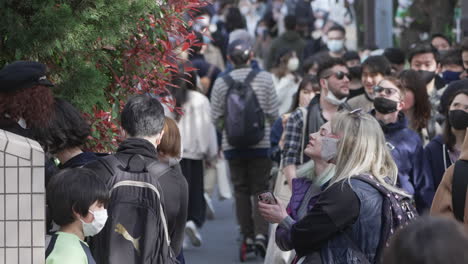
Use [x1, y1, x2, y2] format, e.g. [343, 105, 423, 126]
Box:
[373, 85, 399, 96]
[324, 71, 351, 80]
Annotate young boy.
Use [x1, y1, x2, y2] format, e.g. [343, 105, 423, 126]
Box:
[46, 168, 109, 264]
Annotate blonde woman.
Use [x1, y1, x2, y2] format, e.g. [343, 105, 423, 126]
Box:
[259, 110, 409, 263]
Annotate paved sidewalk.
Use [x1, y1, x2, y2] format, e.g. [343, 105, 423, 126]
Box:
[183, 197, 264, 264]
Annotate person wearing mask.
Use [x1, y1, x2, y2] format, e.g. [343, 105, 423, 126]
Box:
[399, 70, 434, 144]
[324, 24, 347, 58]
[46, 168, 109, 264]
[430, 33, 452, 54]
[343, 51, 363, 99]
[265, 15, 306, 71]
[424, 84, 468, 200]
[408, 42, 445, 112]
[440, 49, 464, 85]
[211, 39, 279, 256]
[347, 56, 392, 112]
[371, 77, 429, 211]
[383, 216, 468, 264]
[168, 67, 218, 248]
[271, 48, 301, 115]
[462, 38, 468, 76]
[261, 110, 410, 263]
[281, 57, 350, 188]
[383, 47, 406, 75]
[157, 117, 189, 263]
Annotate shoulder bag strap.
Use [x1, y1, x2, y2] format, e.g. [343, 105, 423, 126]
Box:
[452, 160, 468, 222]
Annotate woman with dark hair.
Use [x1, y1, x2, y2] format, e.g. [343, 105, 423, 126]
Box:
[424, 83, 468, 200]
[167, 67, 217, 247]
[399, 69, 434, 144]
[271, 48, 301, 115]
[225, 7, 247, 33]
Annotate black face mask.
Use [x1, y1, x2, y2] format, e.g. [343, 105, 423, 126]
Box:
[449, 110, 468, 130]
[418, 70, 436, 85]
[374, 97, 398, 114]
[348, 66, 362, 80]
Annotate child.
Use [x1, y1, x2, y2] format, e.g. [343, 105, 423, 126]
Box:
[46, 168, 109, 264]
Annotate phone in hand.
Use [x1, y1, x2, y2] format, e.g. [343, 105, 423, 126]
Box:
[258, 191, 277, 205]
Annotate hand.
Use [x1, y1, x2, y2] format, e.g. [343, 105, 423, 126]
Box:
[258, 199, 289, 224]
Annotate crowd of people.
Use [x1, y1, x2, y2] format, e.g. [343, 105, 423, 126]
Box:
[1, 0, 468, 263]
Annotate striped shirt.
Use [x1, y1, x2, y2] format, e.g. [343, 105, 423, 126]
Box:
[211, 68, 279, 152]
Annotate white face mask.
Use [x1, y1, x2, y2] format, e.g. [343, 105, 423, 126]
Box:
[321, 136, 339, 162]
[287, 57, 300, 72]
[240, 6, 250, 15]
[327, 39, 344, 53]
[81, 209, 108, 237]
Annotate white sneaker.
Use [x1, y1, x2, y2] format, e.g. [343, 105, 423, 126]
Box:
[204, 192, 215, 220]
[185, 220, 202, 247]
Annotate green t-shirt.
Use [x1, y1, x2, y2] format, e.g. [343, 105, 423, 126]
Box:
[46, 232, 95, 264]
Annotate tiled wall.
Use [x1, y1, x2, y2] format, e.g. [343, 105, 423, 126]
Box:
[0, 130, 45, 264]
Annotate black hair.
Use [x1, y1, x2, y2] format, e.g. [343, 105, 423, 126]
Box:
[408, 42, 439, 63]
[289, 75, 319, 112]
[431, 33, 452, 46]
[317, 57, 347, 79]
[327, 24, 346, 35]
[47, 168, 109, 226]
[33, 98, 90, 154]
[302, 53, 332, 74]
[166, 64, 198, 119]
[225, 7, 246, 32]
[383, 216, 468, 264]
[443, 88, 468, 151]
[284, 15, 297, 31]
[121, 94, 165, 137]
[191, 31, 204, 55]
[383, 48, 406, 65]
[362, 55, 392, 76]
[399, 70, 431, 132]
[343, 51, 360, 62]
[440, 48, 463, 67]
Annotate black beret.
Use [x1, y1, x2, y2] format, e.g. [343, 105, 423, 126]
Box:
[0, 61, 54, 93]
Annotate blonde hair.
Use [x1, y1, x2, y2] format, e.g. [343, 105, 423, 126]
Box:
[328, 110, 409, 197]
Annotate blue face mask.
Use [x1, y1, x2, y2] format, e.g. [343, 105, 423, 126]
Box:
[203, 35, 211, 44]
[442, 70, 462, 84]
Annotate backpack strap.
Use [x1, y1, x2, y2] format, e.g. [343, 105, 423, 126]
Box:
[223, 70, 260, 88]
[452, 160, 468, 222]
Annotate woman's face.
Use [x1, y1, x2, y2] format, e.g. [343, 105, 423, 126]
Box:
[304, 122, 331, 160]
[402, 89, 415, 111]
[449, 93, 468, 112]
[299, 83, 316, 107]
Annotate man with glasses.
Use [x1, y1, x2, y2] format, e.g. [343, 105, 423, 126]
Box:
[282, 57, 351, 187]
[371, 78, 430, 212]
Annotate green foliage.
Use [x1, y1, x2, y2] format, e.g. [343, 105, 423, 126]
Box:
[0, 0, 160, 111]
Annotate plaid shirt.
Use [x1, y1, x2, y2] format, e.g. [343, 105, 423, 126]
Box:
[281, 108, 305, 167]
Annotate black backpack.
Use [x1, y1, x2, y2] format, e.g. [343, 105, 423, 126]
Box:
[88, 154, 178, 264]
[452, 159, 468, 222]
[223, 70, 265, 148]
[351, 175, 418, 263]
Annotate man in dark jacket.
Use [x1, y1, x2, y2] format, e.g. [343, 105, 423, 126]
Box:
[371, 79, 430, 211]
[265, 15, 305, 71]
[86, 94, 178, 264]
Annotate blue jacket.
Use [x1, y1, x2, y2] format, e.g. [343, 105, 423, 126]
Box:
[423, 135, 452, 200]
[371, 111, 431, 211]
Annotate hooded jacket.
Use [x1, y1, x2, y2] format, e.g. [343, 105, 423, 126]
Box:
[431, 129, 468, 227]
[371, 110, 431, 211]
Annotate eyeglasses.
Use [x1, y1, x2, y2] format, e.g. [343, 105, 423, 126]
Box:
[324, 71, 351, 81]
[373, 85, 399, 96]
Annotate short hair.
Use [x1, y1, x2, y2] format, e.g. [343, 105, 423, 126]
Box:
[33, 98, 90, 154]
[383, 216, 468, 264]
[317, 57, 347, 79]
[362, 56, 392, 76]
[47, 168, 109, 226]
[284, 15, 296, 31]
[408, 42, 439, 63]
[383, 75, 406, 99]
[383, 48, 406, 65]
[121, 94, 165, 137]
[158, 117, 181, 158]
[440, 49, 463, 67]
[431, 33, 452, 46]
[327, 24, 346, 36]
[343, 51, 360, 62]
